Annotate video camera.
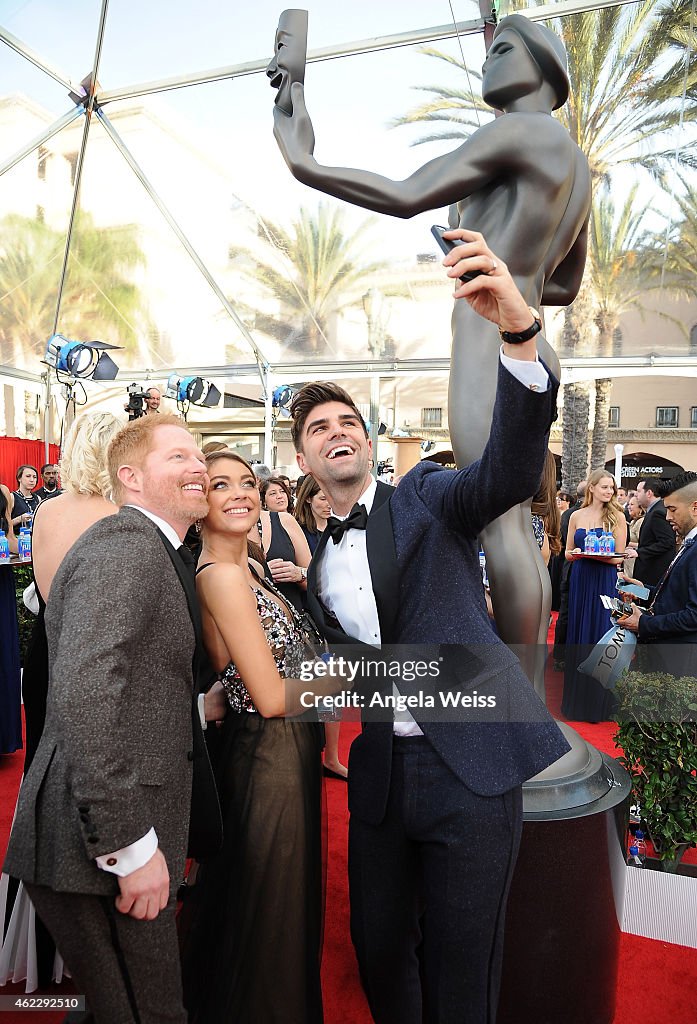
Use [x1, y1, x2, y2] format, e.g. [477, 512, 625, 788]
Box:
[125, 383, 150, 421]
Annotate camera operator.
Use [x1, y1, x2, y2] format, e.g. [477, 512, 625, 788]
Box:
[144, 387, 161, 414]
[124, 384, 154, 421]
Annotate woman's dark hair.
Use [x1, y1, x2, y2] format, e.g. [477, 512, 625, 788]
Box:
[0, 486, 9, 531]
[260, 476, 294, 513]
[15, 464, 39, 487]
[531, 449, 561, 556]
[204, 450, 266, 566]
[294, 474, 321, 532]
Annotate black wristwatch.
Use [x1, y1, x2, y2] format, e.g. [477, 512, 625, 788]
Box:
[499, 307, 542, 345]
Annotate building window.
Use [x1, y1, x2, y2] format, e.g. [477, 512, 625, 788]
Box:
[656, 407, 679, 428]
[691, 407, 697, 429]
[608, 406, 620, 428]
[422, 407, 442, 428]
[690, 325, 697, 354]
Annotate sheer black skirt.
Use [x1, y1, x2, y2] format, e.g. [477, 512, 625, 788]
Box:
[181, 712, 324, 1024]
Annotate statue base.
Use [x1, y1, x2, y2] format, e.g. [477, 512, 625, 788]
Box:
[497, 724, 631, 1024]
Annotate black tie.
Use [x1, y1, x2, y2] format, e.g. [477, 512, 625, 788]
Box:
[326, 503, 369, 545]
[178, 544, 196, 577]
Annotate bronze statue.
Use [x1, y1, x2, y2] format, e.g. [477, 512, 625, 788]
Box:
[270, 12, 591, 692]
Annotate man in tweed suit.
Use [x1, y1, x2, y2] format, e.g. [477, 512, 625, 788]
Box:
[3, 413, 218, 1023]
[293, 232, 570, 1024]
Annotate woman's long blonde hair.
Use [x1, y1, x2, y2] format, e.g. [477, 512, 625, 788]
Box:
[61, 412, 123, 498]
[581, 467, 625, 534]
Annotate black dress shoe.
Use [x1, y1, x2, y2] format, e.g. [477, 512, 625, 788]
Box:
[323, 766, 348, 781]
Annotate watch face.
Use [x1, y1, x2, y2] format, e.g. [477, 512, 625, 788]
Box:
[529, 306, 541, 321]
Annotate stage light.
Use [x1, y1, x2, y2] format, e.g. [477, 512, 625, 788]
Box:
[272, 385, 295, 419]
[165, 374, 221, 408]
[43, 334, 121, 381]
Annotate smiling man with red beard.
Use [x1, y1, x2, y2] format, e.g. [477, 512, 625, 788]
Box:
[3, 413, 224, 1024]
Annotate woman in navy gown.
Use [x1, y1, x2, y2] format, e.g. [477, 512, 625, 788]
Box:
[0, 485, 21, 755]
[562, 468, 626, 722]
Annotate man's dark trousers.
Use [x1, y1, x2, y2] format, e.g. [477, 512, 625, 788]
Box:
[349, 738, 522, 1024]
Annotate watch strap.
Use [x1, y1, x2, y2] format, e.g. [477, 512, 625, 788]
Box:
[499, 307, 542, 345]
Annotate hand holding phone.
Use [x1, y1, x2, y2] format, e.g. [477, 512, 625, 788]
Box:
[431, 226, 485, 283]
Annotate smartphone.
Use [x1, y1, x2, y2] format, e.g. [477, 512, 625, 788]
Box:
[616, 578, 650, 601]
[431, 225, 484, 283]
[600, 595, 633, 617]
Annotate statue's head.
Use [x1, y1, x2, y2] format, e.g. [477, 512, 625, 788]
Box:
[267, 9, 308, 116]
[483, 15, 569, 112]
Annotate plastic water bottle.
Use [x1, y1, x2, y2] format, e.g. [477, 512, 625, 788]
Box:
[0, 529, 9, 564]
[634, 829, 647, 863]
[586, 531, 599, 554]
[627, 844, 644, 868]
[598, 531, 607, 555]
[18, 527, 31, 562]
[606, 532, 615, 554]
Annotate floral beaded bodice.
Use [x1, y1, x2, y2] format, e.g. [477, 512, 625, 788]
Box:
[220, 582, 306, 714]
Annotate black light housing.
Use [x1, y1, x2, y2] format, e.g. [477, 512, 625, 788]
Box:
[43, 333, 121, 381]
[165, 373, 221, 408]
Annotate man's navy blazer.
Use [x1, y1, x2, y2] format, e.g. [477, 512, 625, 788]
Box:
[639, 540, 697, 645]
[307, 361, 571, 825]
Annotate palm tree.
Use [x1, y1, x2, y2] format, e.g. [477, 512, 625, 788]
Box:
[229, 203, 400, 356]
[588, 185, 697, 469]
[0, 212, 147, 368]
[659, 183, 697, 283]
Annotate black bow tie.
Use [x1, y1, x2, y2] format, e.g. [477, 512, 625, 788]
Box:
[326, 503, 369, 544]
[178, 544, 196, 576]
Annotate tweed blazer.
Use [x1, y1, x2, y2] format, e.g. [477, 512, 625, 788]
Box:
[4, 507, 199, 895]
[307, 361, 571, 824]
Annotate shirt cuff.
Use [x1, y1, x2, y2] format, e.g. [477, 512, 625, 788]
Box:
[499, 346, 549, 392]
[96, 827, 158, 877]
[198, 692, 207, 730]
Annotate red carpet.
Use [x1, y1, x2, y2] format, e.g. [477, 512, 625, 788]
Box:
[2, 633, 697, 1023]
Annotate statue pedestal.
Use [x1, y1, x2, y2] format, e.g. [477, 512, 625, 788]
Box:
[497, 725, 631, 1024]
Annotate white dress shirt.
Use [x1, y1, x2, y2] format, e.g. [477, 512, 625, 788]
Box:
[316, 351, 550, 736]
[95, 505, 185, 876]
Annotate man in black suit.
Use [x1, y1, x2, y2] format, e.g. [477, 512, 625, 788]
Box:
[291, 233, 569, 1024]
[619, 472, 697, 667]
[625, 477, 676, 587]
[35, 463, 62, 501]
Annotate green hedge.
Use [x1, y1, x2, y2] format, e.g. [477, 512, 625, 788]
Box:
[13, 563, 35, 664]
